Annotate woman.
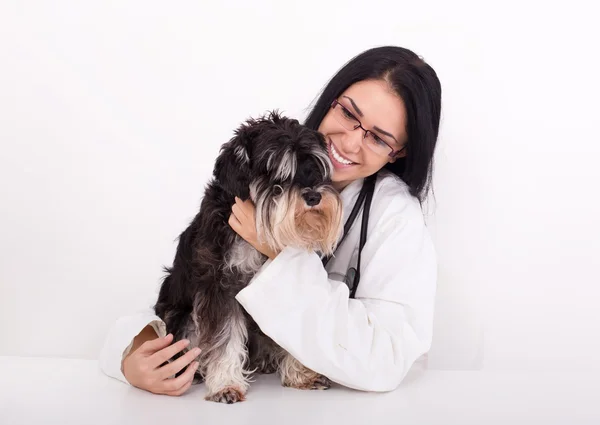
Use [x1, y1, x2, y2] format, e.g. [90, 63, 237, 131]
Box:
[99, 45, 442, 396]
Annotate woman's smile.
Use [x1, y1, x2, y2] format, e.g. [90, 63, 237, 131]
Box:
[328, 138, 358, 169]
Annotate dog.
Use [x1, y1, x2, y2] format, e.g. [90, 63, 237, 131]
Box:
[154, 111, 343, 403]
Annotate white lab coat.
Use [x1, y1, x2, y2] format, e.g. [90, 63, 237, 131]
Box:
[99, 169, 437, 392]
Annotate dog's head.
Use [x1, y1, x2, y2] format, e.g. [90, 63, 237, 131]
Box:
[214, 111, 343, 256]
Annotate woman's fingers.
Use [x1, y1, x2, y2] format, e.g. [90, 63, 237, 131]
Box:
[158, 347, 202, 379]
[148, 338, 190, 368]
[235, 197, 255, 218]
[228, 213, 242, 232]
[164, 378, 194, 397]
[232, 202, 247, 220]
[163, 361, 199, 393]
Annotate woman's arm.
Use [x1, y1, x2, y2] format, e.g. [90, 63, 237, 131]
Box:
[235, 210, 437, 392]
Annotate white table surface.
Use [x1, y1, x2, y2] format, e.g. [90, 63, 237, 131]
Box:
[0, 356, 597, 425]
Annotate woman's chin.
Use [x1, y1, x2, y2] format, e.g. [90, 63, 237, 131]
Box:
[332, 168, 363, 186]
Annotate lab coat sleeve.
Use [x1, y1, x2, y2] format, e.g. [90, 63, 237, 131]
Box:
[98, 308, 167, 384]
[235, 211, 437, 392]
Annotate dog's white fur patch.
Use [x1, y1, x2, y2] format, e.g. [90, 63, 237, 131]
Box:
[234, 145, 249, 164]
[248, 179, 260, 203]
[184, 295, 206, 351]
[274, 149, 297, 181]
[203, 308, 253, 397]
[224, 238, 265, 275]
[312, 144, 334, 178]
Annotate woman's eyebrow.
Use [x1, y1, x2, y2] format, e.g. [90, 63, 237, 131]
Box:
[342, 95, 399, 144]
[342, 95, 364, 117]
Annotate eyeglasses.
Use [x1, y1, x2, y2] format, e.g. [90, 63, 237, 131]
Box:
[330, 99, 405, 158]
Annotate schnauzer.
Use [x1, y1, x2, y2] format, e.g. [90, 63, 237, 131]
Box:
[154, 112, 343, 403]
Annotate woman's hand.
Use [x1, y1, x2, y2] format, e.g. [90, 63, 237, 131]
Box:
[229, 197, 278, 260]
[122, 327, 201, 396]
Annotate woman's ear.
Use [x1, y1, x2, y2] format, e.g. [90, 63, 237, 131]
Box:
[388, 146, 407, 163]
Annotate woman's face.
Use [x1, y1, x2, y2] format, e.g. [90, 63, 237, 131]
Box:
[318, 79, 408, 191]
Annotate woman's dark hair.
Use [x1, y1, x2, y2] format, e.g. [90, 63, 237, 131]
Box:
[304, 46, 442, 203]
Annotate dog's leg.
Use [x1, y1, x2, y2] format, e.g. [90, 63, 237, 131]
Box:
[202, 308, 251, 404]
[278, 352, 332, 390]
[248, 330, 286, 375]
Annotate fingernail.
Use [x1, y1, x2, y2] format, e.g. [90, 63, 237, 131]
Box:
[182, 339, 190, 346]
[164, 333, 172, 339]
[193, 348, 201, 356]
[193, 362, 199, 369]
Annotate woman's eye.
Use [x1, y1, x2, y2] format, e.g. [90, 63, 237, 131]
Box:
[374, 136, 387, 147]
[367, 133, 388, 147]
[273, 185, 283, 196]
[341, 107, 356, 120]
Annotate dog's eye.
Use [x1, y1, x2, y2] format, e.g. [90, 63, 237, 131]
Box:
[273, 185, 283, 196]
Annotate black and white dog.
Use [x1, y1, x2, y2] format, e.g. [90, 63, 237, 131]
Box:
[154, 112, 343, 403]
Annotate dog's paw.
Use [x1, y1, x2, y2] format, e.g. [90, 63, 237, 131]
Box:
[307, 374, 332, 390]
[283, 373, 331, 390]
[205, 386, 246, 404]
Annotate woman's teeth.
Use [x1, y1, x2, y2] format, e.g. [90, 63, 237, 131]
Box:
[331, 143, 354, 165]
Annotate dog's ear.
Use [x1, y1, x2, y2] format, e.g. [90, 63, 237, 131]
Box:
[213, 129, 252, 200]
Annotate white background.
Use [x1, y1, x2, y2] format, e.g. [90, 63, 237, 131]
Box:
[0, 0, 598, 377]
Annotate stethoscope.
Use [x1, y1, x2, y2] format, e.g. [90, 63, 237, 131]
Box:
[322, 173, 377, 299]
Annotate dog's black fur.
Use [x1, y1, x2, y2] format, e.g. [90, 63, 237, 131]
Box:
[153, 112, 337, 402]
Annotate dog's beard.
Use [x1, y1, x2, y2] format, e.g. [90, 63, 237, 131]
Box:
[254, 185, 342, 257]
[292, 189, 342, 256]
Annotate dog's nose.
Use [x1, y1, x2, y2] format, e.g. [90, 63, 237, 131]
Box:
[302, 191, 322, 207]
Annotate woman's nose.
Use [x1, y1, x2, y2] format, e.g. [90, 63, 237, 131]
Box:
[302, 191, 322, 207]
[340, 129, 363, 154]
